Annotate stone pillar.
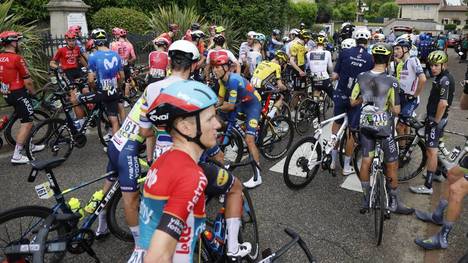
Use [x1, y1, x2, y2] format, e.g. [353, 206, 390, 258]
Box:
[46, 0, 90, 37]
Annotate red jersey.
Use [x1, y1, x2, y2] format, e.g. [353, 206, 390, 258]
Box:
[52, 45, 81, 70]
[0, 52, 30, 93]
[158, 32, 173, 46]
[148, 51, 168, 79]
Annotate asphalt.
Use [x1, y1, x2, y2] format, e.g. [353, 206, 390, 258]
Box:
[0, 50, 467, 263]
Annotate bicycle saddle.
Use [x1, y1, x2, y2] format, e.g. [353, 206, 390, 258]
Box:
[30, 157, 66, 171]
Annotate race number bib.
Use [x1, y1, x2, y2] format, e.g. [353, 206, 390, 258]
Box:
[149, 68, 165, 78]
[153, 141, 172, 160]
[101, 79, 116, 96]
[251, 76, 262, 89]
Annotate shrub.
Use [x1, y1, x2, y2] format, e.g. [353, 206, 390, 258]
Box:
[444, 24, 457, 31]
[90, 7, 150, 35]
[286, 0, 318, 28]
[378, 2, 399, 19]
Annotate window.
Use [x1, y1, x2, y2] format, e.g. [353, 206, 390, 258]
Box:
[465, 20, 468, 25]
[453, 19, 461, 25]
[442, 18, 449, 24]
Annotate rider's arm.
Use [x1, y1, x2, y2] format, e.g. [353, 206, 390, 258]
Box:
[87, 71, 96, 89]
[227, 51, 241, 73]
[79, 52, 88, 68]
[350, 83, 362, 107]
[326, 51, 333, 74]
[413, 58, 426, 97]
[49, 49, 61, 69]
[145, 230, 178, 263]
[275, 65, 287, 90]
[434, 78, 450, 123]
[331, 50, 343, 81]
[128, 44, 137, 64]
[388, 83, 401, 115]
[16, 56, 34, 94]
[289, 45, 303, 74]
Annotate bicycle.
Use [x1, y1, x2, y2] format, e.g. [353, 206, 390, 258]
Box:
[283, 112, 360, 189]
[0, 157, 139, 263]
[259, 228, 315, 263]
[395, 116, 468, 182]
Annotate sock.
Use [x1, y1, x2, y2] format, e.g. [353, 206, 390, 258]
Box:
[440, 221, 454, 246]
[130, 225, 140, 243]
[226, 218, 241, 254]
[331, 149, 338, 164]
[433, 199, 448, 223]
[14, 144, 23, 158]
[425, 171, 435, 189]
[97, 210, 107, 234]
[344, 156, 351, 170]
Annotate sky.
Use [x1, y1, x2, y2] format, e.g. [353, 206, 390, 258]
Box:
[445, 0, 463, 5]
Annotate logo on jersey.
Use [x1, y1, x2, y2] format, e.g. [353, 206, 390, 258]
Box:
[146, 168, 158, 188]
[229, 90, 237, 97]
[103, 56, 119, 70]
[216, 168, 229, 186]
[248, 119, 258, 129]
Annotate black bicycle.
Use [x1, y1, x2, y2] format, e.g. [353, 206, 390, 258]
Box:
[259, 228, 315, 263]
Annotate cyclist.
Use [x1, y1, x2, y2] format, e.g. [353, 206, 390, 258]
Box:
[251, 50, 289, 118]
[50, 30, 88, 129]
[414, 68, 468, 250]
[157, 23, 179, 46]
[340, 38, 356, 49]
[266, 29, 284, 60]
[68, 25, 86, 55]
[246, 33, 266, 78]
[350, 43, 414, 215]
[288, 29, 307, 111]
[239, 31, 256, 74]
[205, 34, 241, 82]
[110, 28, 136, 107]
[182, 22, 201, 41]
[331, 27, 373, 175]
[127, 81, 220, 262]
[147, 37, 169, 84]
[211, 51, 263, 188]
[409, 51, 455, 195]
[393, 37, 427, 138]
[306, 34, 334, 99]
[189, 30, 207, 82]
[0, 31, 44, 164]
[83, 29, 124, 136]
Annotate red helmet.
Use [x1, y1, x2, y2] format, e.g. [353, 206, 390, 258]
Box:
[64, 30, 76, 39]
[112, 27, 121, 37]
[169, 23, 179, 32]
[0, 31, 23, 45]
[85, 39, 95, 51]
[153, 37, 170, 47]
[68, 25, 81, 33]
[118, 28, 127, 37]
[209, 50, 229, 66]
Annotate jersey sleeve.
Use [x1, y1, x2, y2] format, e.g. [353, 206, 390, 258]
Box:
[274, 63, 281, 79]
[412, 57, 424, 76]
[227, 50, 238, 64]
[52, 48, 62, 62]
[139, 89, 153, 129]
[290, 43, 298, 57]
[326, 51, 333, 73]
[387, 80, 400, 107]
[116, 54, 123, 71]
[333, 50, 343, 74]
[226, 79, 239, 104]
[439, 76, 451, 101]
[350, 82, 361, 100]
[87, 54, 96, 73]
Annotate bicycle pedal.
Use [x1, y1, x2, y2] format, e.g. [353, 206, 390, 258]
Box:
[359, 208, 369, 214]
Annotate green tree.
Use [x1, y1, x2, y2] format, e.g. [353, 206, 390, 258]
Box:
[378, 2, 399, 19]
[337, 2, 357, 22]
[316, 1, 333, 23]
[287, 0, 318, 27]
[11, 0, 49, 22]
[90, 7, 150, 35]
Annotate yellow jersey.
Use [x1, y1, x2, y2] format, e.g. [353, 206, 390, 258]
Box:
[289, 40, 306, 67]
[251, 61, 281, 89]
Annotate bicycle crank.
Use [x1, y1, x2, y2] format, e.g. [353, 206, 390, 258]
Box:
[74, 134, 87, 148]
[67, 228, 95, 254]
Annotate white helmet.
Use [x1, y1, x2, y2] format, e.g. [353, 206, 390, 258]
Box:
[341, 38, 356, 49]
[247, 31, 256, 38]
[290, 28, 300, 36]
[168, 40, 200, 61]
[352, 27, 371, 40]
[373, 33, 385, 42]
[318, 31, 327, 37]
[341, 22, 351, 29]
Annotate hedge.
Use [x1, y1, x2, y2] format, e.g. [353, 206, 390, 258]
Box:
[90, 7, 151, 35]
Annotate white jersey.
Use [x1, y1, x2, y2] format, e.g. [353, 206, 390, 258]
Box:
[206, 49, 238, 65]
[397, 56, 424, 95]
[238, 42, 251, 65]
[306, 48, 333, 79]
[247, 50, 263, 76]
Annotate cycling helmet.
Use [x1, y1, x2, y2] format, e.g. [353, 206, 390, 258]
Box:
[427, 50, 448, 64]
[274, 50, 289, 64]
[253, 33, 266, 43]
[85, 39, 96, 51]
[341, 38, 356, 49]
[299, 23, 306, 30]
[190, 30, 205, 41]
[371, 43, 392, 56]
[340, 24, 355, 38]
[300, 29, 312, 40]
[272, 29, 281, 36]
[341, 22, 351, 29]
[213, 34, 225, 46]
[215, 26, 226, 34]
[118, 28, 127, 37]
[68, 25, 81, 35]
[91, 28, 108, 46]
[153, 37, 170, 47]
[0, 31, 23, 45]
[352, 28, 371, 40]
[247, 31, 256, 38]
[393, 37, 412, 49]
[169, 23, 180, 32]
[112, 27, 120, 37]
[168, 40, 200, 62]
[373, 33, 385, 42]
[210, 50, 230, 66]
[290, 28, 300, 37]
[147, 80, 217, 127]
[191, 22, 201, 31]
[318, 31, 327, 37]
[64, 30, 76, 39]
[282, 36, 290, 42]
[316, 36, 326, 45]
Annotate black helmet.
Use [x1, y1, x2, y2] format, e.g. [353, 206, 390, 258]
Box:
[191, 22, 201, 31]
[272, 29, 281, 36]
[213, 34, 225, 46]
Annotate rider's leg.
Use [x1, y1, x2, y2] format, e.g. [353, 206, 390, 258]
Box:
[225, 178, 246, 255]
[9, 90, 34, 163]
[122, 191, 140, 242]
[358, 133, 373, 212]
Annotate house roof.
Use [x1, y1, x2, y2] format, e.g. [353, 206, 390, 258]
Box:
[396, 0, 441, 4]
[439, 5, 468, 11]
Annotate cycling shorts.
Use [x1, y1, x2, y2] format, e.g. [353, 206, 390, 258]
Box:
[199, 162, 235, 198]
[102, 95, 120, 117]
[399, 93, 419, 118]
[459, 153, 468, 175]
[63, 68, 83, 84]
[124, 65, 132, 82]
[290, 66, 306, 91]
[237, 100, 261, 137]
[106, 140, 141, 192]
[147, 76, 164, 85]
[311, 78, 333, 98]
[4, 88, 34, 123]
[332, 90, 360, 128]
[360, 133, 398, 163]
[425, 117, 447, 148]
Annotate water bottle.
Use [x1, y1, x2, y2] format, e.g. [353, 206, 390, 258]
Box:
[203, 230, 221, 253]
[84, 190, 104, 214]
[329, 134, 337, 148]
[449, 146, 461, 162]
[267, 106, 277, 119]
[0, 115, 9, 130]
[438, 141, 451, 157]
[213, 207, 225, 253]
[67, 197, 84, 219]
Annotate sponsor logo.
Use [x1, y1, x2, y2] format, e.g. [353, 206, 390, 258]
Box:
[103, 56, 119, 70]
[216, 168, 229, 186]
[229, 90, 237, 97]
[146, 168, 158, 188]
[0, 57, 10, 63]
[248, 119, 258, 128]
[187, 173, 207, 213]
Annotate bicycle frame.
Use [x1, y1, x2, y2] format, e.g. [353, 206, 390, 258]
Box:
[437, 130, 468, 172]
[368, 141, 389, 210]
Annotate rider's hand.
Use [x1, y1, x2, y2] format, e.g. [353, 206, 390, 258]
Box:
[299, 71, 306, 77]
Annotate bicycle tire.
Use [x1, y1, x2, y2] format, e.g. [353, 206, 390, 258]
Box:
[0, 206, 67, 263]
[106, 189, 134, 243]
[4, 109, 50, 146]
[239, 189, 259, 261]
[259, 116, 294, 160]
[373, 172, 385, 246]
[25, 118, 73, 161]
[283, 137, 322, 189]
[219, 129, 244, 164]
[352, 145, 362, 176]
[294, 98, 319, 136]
[394, 134, 427, 182]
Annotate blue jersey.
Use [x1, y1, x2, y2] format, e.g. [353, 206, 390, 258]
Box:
[88, 50, 122, 96]
[219, 73, 261, 106]
[334, 46, 374, 96]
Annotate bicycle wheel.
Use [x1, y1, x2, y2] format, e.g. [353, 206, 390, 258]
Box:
[0, 206, 67, 263]
[106, 189, 134, 243]
[283, 137, 322, 189]
[372, 173, 385, 246]
[25, 118, 73, 161]
[394, 134, 426, 182]
[352, 145, 362, 176]
[294, 98, 319, 136]
[4, 109, 50, 146]
[35, 82, 60, 113]
[259, 116, 294, 160]
[218, 129, 244, 164]
[239, 189, 259, 261]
